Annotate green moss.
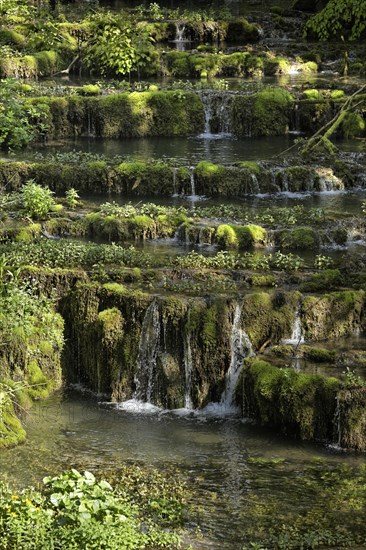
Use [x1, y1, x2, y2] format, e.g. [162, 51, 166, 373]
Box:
[102, 283, 127, 295]
[226, 18, 260, 43]
[0, 28, 26, 48]
[303, 290, 364, 341]
[202, 304, 218, 349]
[277, 227, 318, 250]
[25, 360, 49, 399]
[264, 57, 290, 75]
[299, 270, 343, 292]
[216, 224, 238, 248]
[75, 85, 101, 96]
[240, 359, 341, 441]
[0, 391, 26, 448]
[236, 225, 267, 250]
[330, 90, 345, 100]
[238, 161, 262, 174]
[301, 345, 336, 363]
[342, 112, 365, 138]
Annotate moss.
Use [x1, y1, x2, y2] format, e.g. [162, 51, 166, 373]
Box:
[75, 85, 101, 96]
[342, 112, 365, 138]
[226, 18, 260, 43]
[202, 305, 218, 349]
[102, 283, 126, 295]
[238, 161, 262, 174]
[232, 88, 293, 137]
[25, 360, 49, 399]
[264, 57, 290, 75]
[242, 291, 299, 349]
[239, 359, 340, 441]
[15, 223, 41, 242]
[251, 274, 277, 288]
[299, 269, 343, 292]
[301, 345, 336, 363]
[216, 224, 238, 249]
[330, 90, 345, 100]
[0, 391, 26, 448]
[276, 227, 318, 250]
[0, 28, 26, 48]
[336, 388, 366, 451]
[236, 225, 267, 250]
[303, 290, 364, 341]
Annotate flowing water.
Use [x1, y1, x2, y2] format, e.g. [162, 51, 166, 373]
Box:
[0, 389, 364, 549]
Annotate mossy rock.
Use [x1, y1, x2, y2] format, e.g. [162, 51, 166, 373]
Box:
[301, 345, 336, 363]
[276, 227, 319, 250]
[303, 290, 364, 341]
[0, 390, 26, 448]
[299, 269, 343, 292]
[239, 359, 340, 441]
[226, 18, 260, 43]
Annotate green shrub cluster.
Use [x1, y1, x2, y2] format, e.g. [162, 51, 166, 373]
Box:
[0, 469, 183, 549]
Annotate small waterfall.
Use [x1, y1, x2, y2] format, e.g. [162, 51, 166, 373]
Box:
[183, 325, 193, 409]
[175, 22, 186, 41]
[220, 304, 254, 411]
[250, 173, 260, 193]
[172, 22, 190, 51]
[198, 91, 233, 136]
[134, 300, 161, 403]
[188, 166, 199, 204]
[283, 308, 304, 346]
[316, 168, 344, 192]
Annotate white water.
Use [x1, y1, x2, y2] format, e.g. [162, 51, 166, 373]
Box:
[203, 304, 254, 416]
[283, 309, 304, 346]
[134, 300, 161, 403]
[198, 91, 233, 137]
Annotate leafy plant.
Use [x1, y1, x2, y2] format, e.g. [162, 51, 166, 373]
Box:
[65, 188, 80, 209]
[21, 180, 55, 220]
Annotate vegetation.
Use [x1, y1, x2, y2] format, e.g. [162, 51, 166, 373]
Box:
[0, 469, 183, 549]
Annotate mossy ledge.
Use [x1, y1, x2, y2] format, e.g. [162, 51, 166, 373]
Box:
[238, 359, 341, 443]
[0, 159, 355, 196]
[0, 282, 65, 448]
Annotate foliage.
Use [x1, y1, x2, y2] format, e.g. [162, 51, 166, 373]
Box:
[21, 180, 55, 220]
[304, 0, 366, 41]
[0, 79, 49, 150]
[83, 12, 154, 77]
[65, 188, 80, 209]
[0, 469, 182, 549]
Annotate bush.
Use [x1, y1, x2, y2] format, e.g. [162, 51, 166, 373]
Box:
[21, 180, 55, 219]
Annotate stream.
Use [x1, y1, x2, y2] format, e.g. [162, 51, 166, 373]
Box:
[0, 390, 364, 549]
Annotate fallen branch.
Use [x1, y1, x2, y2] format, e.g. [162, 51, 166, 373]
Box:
[53, 55, 80, 76]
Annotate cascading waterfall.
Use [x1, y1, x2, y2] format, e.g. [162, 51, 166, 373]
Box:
[220, 304, 254, 411]
[317, 169, 344, 192]
[283, 308, 304, 346]
[172, 22, 190, 51]
[199, 91, 233, 136]
[134, 300, 161, 403]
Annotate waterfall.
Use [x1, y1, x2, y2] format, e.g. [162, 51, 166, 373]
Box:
[172, 22, 190, 51]
[317, 169, 345, 192]
[175, 22, 186, 41]
[283, 308, 304, 346]
[250, 173, 260, 193]
[220, 304, 254, 411]
[187, 166, 199, 204]
[198, 91, 233, 137]
[183, 325, 193, 409]
[134, 300, 161, 403]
